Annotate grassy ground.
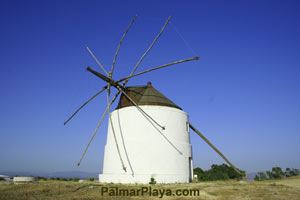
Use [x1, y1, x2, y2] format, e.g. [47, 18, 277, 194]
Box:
[0, 176, 300, 200]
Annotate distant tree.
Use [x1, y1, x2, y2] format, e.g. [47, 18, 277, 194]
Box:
[254, 172, 267, 181]
[254, 175, 260, 181]
[193, 164, 245, 181]
[89, 177, 95, 181]
[56, 177, 61, 181]
[50, 177, 55, 180]
[285, 168, 291, 177]
[257, 172, 267, 181]
[287, 168, 300, 177]
[266, 171, 274, 179]
[69, 178, 73, 181]
[210, 164, 244, 180]
[37, 176, 46, 181]
[271, 167, 285, 179]
[62, 178, 68, 181]
[262, 167, 285, 180]
[293, 168, 299, 176]
[193, 167, 205, 181]
[0, 177, 4, 181]
[194, 167, 204, 176]
[255, 167, 299, 181]
[73, 177, 80, 182]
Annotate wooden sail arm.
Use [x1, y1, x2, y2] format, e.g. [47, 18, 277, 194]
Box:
[64, 86, 107, 125]
[116, 56, 199, 84]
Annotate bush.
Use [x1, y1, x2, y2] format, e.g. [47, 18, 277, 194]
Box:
[265, 167, 284, 180]
[73, 177, 80, 182]
[286, 168, 300, 177]
[254, 172, 268, 181]
[254, 167, 299, 181]
[272, 167, 285, 179]
[266, 171, 274, 179]
[89, 177, 95, 181]
[37, 176, 47, 181]
[259, 172, 267, 181]
[149, 178, 156, 184]
[193, 164, 245, 181]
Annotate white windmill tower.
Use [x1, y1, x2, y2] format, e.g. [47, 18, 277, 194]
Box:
[99, 81, 193, 183]
[65, 16, 245, 183]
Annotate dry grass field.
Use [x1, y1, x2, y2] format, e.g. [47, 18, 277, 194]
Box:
[0, 176, 299, 200]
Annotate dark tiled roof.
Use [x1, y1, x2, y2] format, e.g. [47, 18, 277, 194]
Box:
[116, 82, 181, 110]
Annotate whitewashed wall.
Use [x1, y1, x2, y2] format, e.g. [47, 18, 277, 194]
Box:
[99, 105, 193, 183]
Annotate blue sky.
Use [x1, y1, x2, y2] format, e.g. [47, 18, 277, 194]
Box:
[0, 0, 299, 174]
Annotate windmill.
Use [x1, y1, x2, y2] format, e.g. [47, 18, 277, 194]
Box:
[65, 16, 245, 183]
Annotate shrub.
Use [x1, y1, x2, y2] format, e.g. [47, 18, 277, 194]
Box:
[271, 167, 285, 179]
[149, 178, 156, 184]
[254, 167, 299, 181]
[266, 171, 274, 179]
[89, 177, 95, 181]
[37, 176, 47, 181]
[73, 177, 80, 182]
[254, 172, 267, 181]
[258, 172, 267, 181]
[254, 175, 260, 181]
[286, 168, 300, 177]
[193, 164, 245, 181]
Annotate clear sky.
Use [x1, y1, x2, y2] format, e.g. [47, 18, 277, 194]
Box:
[0, 0, 299, 174]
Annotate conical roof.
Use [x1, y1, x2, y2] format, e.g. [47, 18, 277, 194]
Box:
[116, 82, 181, 110]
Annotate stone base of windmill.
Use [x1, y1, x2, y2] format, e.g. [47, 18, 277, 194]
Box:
[99, 173, 190, 184]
